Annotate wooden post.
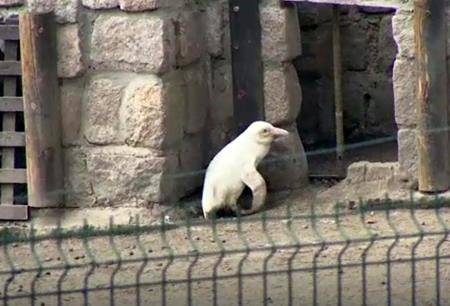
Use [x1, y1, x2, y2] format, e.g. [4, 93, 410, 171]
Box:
[229, 0, 264, 134]
[19, 12, 64, 207]
[414, 0, 449, 192]
[332, 5, 345, 174]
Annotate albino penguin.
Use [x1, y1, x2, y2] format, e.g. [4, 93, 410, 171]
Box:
[202, 121, 289, 219]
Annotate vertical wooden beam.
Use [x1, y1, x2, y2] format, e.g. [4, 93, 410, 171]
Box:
[332, 5, 344, 174]
[229, 0, 264, 134]
[19, 12, 64, 207]
[414, 0, 449, 192]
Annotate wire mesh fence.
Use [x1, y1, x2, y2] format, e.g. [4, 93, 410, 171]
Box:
[0, 197, 449, 306]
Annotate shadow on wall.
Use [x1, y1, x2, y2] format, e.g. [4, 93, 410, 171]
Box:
[294, 4, 398, 152]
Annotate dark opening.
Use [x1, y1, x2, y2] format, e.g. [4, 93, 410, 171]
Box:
[294, 4, 398, 176]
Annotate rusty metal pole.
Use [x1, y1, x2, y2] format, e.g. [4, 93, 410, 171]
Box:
[414, 0, 449, 192]
[332, 5, 345, 175]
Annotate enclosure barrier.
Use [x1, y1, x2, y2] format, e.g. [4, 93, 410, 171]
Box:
[0, 196, 449, 306]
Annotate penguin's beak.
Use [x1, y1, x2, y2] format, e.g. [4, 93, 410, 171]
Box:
[271, 127, 289, 138]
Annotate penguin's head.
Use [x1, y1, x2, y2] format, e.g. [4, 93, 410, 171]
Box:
[245, 121, 289, 145]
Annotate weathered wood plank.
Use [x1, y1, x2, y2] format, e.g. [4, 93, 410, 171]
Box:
[2, 40, 18, 205]
[229, 0, 264, 134]
[0, 97, 23, 112]
[414, 0, 449, 192]
[0, 132, 25, 147]
[0, 61, 21, 76]
[0, 204, 28, 221]
[0, 25, 20, 40]
[20, 12, 64, 207]
[0, 169, 27, 183]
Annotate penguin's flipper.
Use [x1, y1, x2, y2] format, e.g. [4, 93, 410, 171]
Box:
[240, 167, 267, 215]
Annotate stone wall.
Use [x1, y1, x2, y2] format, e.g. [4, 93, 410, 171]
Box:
[0, 0, 434, 208]
[259, 0, 309, 191]
[0, 0, 233, 207]
[295, 5, 398, 148]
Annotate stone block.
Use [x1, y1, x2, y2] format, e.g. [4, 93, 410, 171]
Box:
[82, 74, 128, 145]
[55, 0, 79, 23]
[393, 58, 416, 127]
[81, 0, 117, 9]
[176, 10, 204, 66]
[392, 10, 414, 59]
[0, 0, 23, 6]
[122, 74, 185, 151]
[377, 15, 397, 73]
[177, 135, 205, 197]
[205, 1, 224, 56]
[57, 24, 84, 78]
[183, 62, 209, 134]
[118, 0, 185, 10]
[346, 161, 367, 184]
[365, 162, 398, 181]
[264, 63, 302, 126]
[85, 147, 178, 206]
[398, 128, 418, 179]
[27, 0, 54, 13]
[64, 148, 94, 207]
[260, 124, 308, 191]
[209, 60, 233, 124]
[60, 78, 84, 145]
[260, 3, 301, 62]
[91, 14, 175, 74]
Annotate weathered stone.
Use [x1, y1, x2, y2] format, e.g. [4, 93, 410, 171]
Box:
[64, 148, 94, 207]
[207, 125, 233, 162]
[365, 162, 398, 181]
[205, 1, 224, 56]
[260, 125, 308, 191]
[91, 14, 175, 74]
[393, 58, 416, 127]
[183, 62, 208, 134]
[176, 10, 204, 66]
[85, 147, 178, 206]
[177, 135, 205, 197]
[0, 0, 23, 6]
[392, 10, 414, 59]
[27, 0, 55, 13]
[260, 3, 301, 62]
[55, 0, 79, 23]
[122, 74, 185, 151]
[346, 161, 367, 184]
[81, 0, 117, 9]
[57, 25, 84, 78]
[60, 79, 84, 145]
[209, 60, 233, 124]
[118, 0, 185, 10]
[83, 74, 128, 144]
[377, 15, 397, 73]
[264, 63, 302, 126]
[398, 128, 418, 179]
[341, 20, 368, 71]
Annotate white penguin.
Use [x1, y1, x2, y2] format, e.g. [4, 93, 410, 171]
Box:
[202, 121, 289, 219]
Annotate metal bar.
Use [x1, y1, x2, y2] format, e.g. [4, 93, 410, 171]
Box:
[332, 5, 345, 173]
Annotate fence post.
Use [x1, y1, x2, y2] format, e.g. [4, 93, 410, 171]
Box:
[19, 12, 64, 207]
[414, 0, 449, 192]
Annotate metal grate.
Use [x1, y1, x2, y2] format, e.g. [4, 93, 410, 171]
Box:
[0, 16, 28, 221]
